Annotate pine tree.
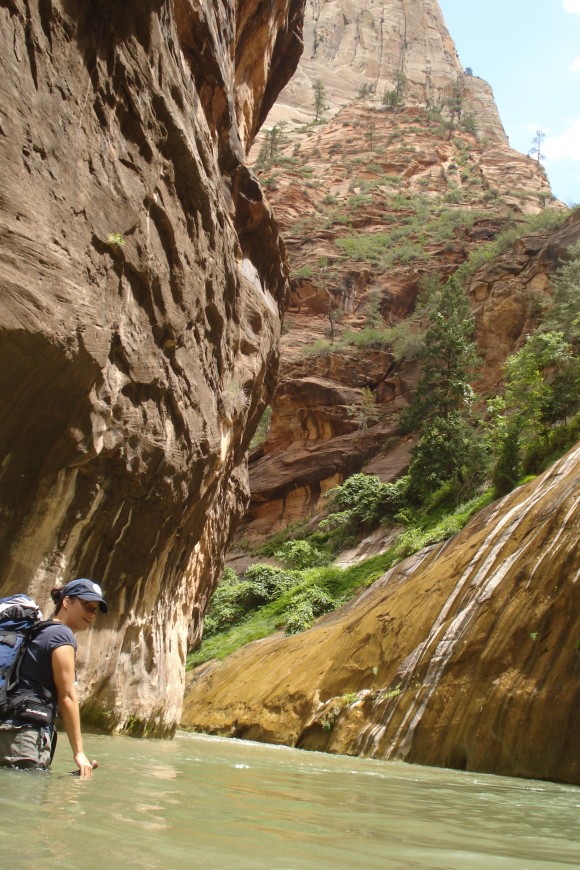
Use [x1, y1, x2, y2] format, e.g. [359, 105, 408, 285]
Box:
[313, 79, 327, 122]
[365, 122, 377, 152]
[446, 78, 464, 135]
[403, 277, 485, 502]
[529, 130, 545, 164]
[404, 277, 478, 429]
[542, 241, 580, 348]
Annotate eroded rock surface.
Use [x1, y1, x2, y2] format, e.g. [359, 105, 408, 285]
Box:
[0, 0, 303, 733]
[183, 443, 580, 784]
[471, 210, 580, 393]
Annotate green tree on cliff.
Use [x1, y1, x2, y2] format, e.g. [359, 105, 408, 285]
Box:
[446, 77, 464, 135]
[488, 244, 580, 492]
[488, 331, 580, 492]
[403, 276, 485, 503]
[541, 241, 580, 347]
[313, 79, 328, 122]
[382, 69, 407, 109]
[365, 122, 377, 152]
[403, 277, 478, 428]
[255, 123, 286, 168]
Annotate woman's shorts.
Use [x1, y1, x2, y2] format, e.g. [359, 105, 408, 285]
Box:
[0, 724, 53, 769]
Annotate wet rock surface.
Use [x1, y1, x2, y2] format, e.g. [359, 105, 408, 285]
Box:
[0, 0, 303, 733]
[183, 443, 580, 784]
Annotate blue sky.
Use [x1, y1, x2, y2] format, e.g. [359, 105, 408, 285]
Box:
[438, 0, 580, 205]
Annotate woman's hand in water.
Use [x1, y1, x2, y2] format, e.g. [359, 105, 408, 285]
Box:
[74, 752, 97, 778]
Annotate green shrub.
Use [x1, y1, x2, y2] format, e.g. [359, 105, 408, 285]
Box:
[460, 113, 477, 135]
[341, 327, 392, 349]
[392, 242, 424, 263]
[294, 265, 314, 278]
[202, 569, 255, 638]
[377, 476, 411, 517]
[382, 320, 423, 362]
[407, 413, 487, 504]
[348, 194, 373, 209]
[257, 520, 309, 556]
[188, 488, 502, 667]
[327, 473, 410, 528]
[329, 474, 385, 522]
[107, 232, 125, 248]
[249, 406, 272, 450]
[541, 238, 580, 345]
[284, 587, 335, 634]
[244, 563, 299, 602]
[444, 187, 464, 204]
[299, 338, 334, 358]
[275, 539, 329, 569]
[202, 563, 300, 639]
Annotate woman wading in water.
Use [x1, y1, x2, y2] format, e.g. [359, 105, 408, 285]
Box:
[0, 578, 108, 777]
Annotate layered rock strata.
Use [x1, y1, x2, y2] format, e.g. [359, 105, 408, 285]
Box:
[0, 0, 303, 733]
[183, 443, 580, 784]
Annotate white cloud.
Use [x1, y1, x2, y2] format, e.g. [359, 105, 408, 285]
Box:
[544, 118, 580, 161]
[564, 0, 580, 15]
[571, 55, 580, 71]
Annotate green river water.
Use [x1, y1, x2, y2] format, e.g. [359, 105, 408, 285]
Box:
[0, 731, 578, 869]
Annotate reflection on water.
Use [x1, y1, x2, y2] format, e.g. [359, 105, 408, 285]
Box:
[0, 732, 578, 869]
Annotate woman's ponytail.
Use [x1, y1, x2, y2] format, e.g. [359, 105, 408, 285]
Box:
[50, 586, 64, 615]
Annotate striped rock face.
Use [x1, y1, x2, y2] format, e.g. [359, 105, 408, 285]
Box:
[183, 442, 580, 784]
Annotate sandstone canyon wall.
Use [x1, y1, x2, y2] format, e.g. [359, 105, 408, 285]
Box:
[226, 0, 569, 551]
[0, 0, 304, 734]
[183, 443, 580, 784]
[182, 3, 580, 786]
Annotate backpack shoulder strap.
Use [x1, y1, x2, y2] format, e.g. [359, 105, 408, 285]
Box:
[29, 619, 59, 636]
[6, 619, 59, 697]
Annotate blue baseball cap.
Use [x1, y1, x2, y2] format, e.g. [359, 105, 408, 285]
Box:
[61, 578, 108, 613]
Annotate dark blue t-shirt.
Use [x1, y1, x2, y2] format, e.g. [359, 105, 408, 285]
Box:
[17, 622, 77, 707]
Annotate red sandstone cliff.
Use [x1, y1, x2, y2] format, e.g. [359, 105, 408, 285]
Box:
[235, 96, 569, 546]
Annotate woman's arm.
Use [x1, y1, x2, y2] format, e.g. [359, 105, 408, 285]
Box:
[52, 644, 94, 778]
